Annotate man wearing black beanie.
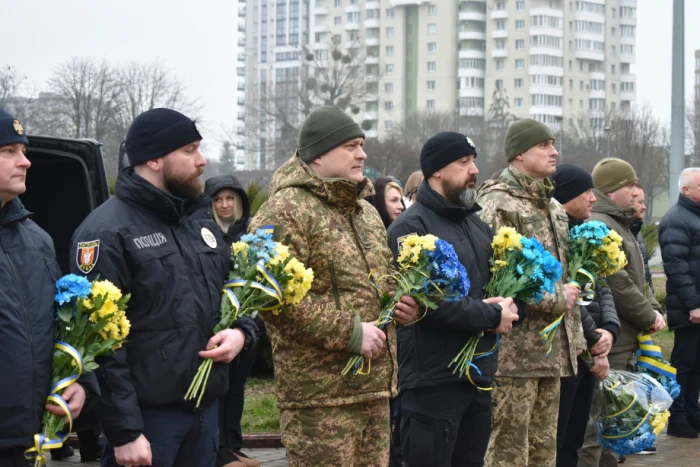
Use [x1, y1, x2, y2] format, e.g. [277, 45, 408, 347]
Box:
[69, 108, 259, 467]
[551, 165, 621, 467]
[387, 132, 521, 467]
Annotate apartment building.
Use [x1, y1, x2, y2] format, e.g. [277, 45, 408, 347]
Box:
[239, 0, 636, 169]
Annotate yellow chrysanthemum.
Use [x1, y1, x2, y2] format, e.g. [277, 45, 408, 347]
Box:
[418, 234, 437, 251]
[275, 244, 290, 261]
[650, 410, 670, 436]
[494, 259, 508, 269]
[232, 241, 249, 257]
[492, 227, 523, 252]
[281, 258, 314, 307]
[91, 280, 122, 302]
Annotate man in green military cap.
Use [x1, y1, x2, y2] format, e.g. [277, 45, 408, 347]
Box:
[249, 106, 418, 466]
[477, 118, 585, 467]
[578, 158, 666, 467]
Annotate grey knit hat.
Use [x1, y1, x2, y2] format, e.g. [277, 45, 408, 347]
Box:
[297, 106, 365, 163]
[505, 118, 555, 161]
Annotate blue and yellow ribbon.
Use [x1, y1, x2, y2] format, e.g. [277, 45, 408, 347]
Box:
[223, 260, 284, 313]
[25, 341, 84, 465]
[540, 314, 564, 357]
[636, 335, 677, 379]
[569, 268, 596, 305]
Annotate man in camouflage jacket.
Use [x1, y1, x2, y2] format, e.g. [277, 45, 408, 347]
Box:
[477, 119, 584, 467]
[249, 106, 418, 467]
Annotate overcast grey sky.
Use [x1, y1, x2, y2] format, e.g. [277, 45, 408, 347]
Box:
[3, 0, 698, 155]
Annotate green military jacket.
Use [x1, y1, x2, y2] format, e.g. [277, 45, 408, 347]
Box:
[249, 154, 397, 409]
[477, 166, 585, 378]
[590, 189, 661, 355]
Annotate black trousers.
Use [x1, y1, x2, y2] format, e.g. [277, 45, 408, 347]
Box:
[0, 449, 30, 467]
[400, 383, 492, 467]
[218, 335, 260, 451]
[556, 356, 595, 467]
[670, 326, 700, 423]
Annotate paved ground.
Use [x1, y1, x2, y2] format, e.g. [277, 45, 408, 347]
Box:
[44, 432, 700, 466]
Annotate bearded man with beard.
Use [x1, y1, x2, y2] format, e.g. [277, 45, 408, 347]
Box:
[70, 108, 258, 467]
[387, 132, 521, 467]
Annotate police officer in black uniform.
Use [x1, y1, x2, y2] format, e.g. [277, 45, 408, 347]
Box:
[0, 108, 87, 466]
[70, 108, 258, 467]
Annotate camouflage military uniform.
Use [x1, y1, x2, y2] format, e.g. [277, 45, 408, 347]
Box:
[249, 154, 396, 466]
[477, 166, 586, 467]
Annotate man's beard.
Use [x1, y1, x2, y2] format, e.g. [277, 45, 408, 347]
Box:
[443, 177, 478, 208]
[163, 163, 204, 199]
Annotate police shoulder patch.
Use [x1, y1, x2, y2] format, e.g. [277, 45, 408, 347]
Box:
[396, 232, 417, 250]
[76, 240, 100, 274]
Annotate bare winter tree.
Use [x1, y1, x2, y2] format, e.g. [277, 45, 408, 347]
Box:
[0, 65, 25, 109]
[687, 93, 700, 166]
[363, 136, 419, 182]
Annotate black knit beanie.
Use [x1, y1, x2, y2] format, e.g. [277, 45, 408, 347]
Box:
[551, 164, 594, 205]
[0, 108, 28, 148]
[297, 106, 365, 163]
[125, 108, 202, 166]
[420, 132, 477, 178]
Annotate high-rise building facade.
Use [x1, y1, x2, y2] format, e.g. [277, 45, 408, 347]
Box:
[239, 0, 636, 169]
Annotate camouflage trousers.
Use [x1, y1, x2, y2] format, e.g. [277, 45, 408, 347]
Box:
[280, 398, 391, 467]
[485, 376, 561, 467]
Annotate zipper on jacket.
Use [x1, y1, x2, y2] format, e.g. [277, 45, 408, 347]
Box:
[7, 252, 37, 433]
[328, 259, 341, 310]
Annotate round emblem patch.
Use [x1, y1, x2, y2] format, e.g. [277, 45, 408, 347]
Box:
[201, 227, 218, 249]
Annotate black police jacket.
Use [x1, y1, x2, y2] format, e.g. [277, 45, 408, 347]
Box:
[387, 181, 518, 391]
[69, 169, 258, 447]
[659, 194, 700, 331]
[0, 198, 59, 450]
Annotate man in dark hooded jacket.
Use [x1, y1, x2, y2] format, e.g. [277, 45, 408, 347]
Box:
[387, 132, 521, 467]
[550, 164, 621, 467]
[0, 108, 87, 465]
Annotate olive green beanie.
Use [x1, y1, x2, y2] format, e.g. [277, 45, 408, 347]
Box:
[592, 158, 638, 193]
[297, 106, 365, 163]
[504, 118, 555, 161]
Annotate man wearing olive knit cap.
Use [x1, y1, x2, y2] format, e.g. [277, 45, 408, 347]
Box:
[478, 118, 585, 467]
[249, 106, 418, 466]
[578, 158, 666, 467]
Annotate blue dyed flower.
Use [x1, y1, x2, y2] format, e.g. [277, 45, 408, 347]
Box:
[55, 274, 92, 305]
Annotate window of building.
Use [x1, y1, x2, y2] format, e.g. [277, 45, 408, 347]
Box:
[575, 20, 604, 34]
[428, 61, 437, 72]
[428, 4, 437, 16]
[576, 1, 605, 15]
[386, 8, 394, 18]
[346, 12, 361, 23]
[460, 97, 485, 108]
[621, 25, 635, 37]
[496, 59, 504, 70]
[516, 20, 525, 30]
[515, 98, 523, 108]
[569, 60, 573, 71]
[496, 2, 506, 10]
[386, 46, 394, 56]
[589, 79, 605, 90]
[335, 0, 342, 6]
[428, 42, 437, 53]
[495, 39, 506, 49]
[621, 7, 636, 18]
[459, 58, 486, 69]
[384, 120, 393, 130]
[516, 39, 525, 49]
[427, 80, 436, 91]
[530, 35, 561, 48]
[611, 27, 616, 36]
[531, 74, 563, 86]
[495, 79, 503, 89]
[366, 8, 380, 19]
[386, 64, 394, 74]
[530, 15, 562, 29]
[386, 27, 394, 37]
[385, 83, 393, 93]
[385, 101, 393, 111]
[516, 1, 525, 11]
[611, 64, 615, 75]
[496, 20, 506, 30]
[531, 94, 563, 107]
[611, 45, 616, 56]
[621, 44, 635, 55]
[529, 54, 563, 67]
[589, 98, 605, 110]
[427, 99, 436, 109]
[515, 78, 523, 88]
[515, 59, 525, 69]
[580, 81, 584, 91]
[621, 82, 635, 92]
[463, 77, 484, 89]
[334, 16, 342, 25]
[332, 34, 342, 45]
[612, 83, 616, 94]
[569, 79, 573, 90]
[428, 24, 437, 35]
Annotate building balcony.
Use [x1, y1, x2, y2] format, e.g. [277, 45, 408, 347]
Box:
[574, 30, 604, 43]
[621, 91, 636, 102]
[237, 112, 246, 121]
[574, 10, 605, 23]
[312, 7, 328, 15]
[459, 88, 485, 98]
[575, 50, 604, 62]
[491, 49, 508, 58]
[237, 97, 246, 106]
[620, 16, 637, 26]
[365, 129, 378, 138]
[529, 106, 563, 117]
[620, 73, 636, 83]
[366, 56, 379, 65]
[531, 85, 563, 96]
[366, 1, 380, 9]
[459, 11, 486, 22]
[237, 83, 245, 91]
[490, 10, 508, 20]
[313, 24, 329, 33]
[458, 68, 485, 78]
[365, 18, 380, 29]
[365, 110, 378, 120]
[459, 31, 486, 41]
[365, 37, 379, 46]
[238, 37, 246, 47]
[620, 53, 636, 64]
[238, 6, 246, 17]
[491, 29, 508, 39]
[589, 72, 606, 81]
[238, 52, 246, 62]
[345, 22, 361, 32]
[588, 89, 606, 99]
[459, 106, 484, 117]
[237, 127, 245, 136]
[345, 4, 361, 13]
[238, 21, 246, 33]
[365, 93, 378, 102]
[459, 49, 486, 59]
[237, 67, 245, 76]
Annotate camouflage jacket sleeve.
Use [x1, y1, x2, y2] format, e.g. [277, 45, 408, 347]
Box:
[249, 197, 358, 353]
[477, 191, 569, 316]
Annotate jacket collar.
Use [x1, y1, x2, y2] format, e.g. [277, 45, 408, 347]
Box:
[591, 188, 636, 226]
[416, 180, 481, 222]
[269, 153, 374, 211]
[567, 213, 583, 230]
[115, 168, 211, 224]
[678, 193, 700, 216]
[0, 197, 31, 227]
